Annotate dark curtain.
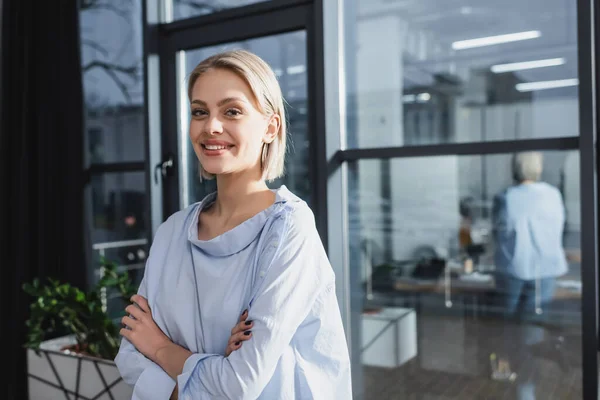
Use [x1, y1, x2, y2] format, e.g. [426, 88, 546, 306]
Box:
[0, 1, 86, 398]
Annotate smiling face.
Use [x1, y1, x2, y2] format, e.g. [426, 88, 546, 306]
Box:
[189, 67, 280, 179]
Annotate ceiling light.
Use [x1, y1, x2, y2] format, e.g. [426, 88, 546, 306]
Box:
[452, 30, 541, 50]
[416, 93, 431, 102]
[287, 65, 306, 75]
[491, 58, 565, 73]
[516, 78, 579, 92]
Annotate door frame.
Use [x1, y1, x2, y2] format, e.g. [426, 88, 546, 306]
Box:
[152, 0, 329, 246]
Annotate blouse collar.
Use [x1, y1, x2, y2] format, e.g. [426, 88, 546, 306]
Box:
[187, 185, 297, 256]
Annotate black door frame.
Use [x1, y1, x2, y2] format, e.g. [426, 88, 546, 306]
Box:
[152, 0, 328, 246]
[576, 0, 599, 397]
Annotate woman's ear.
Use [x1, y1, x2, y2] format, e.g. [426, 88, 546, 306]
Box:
[263, 114, 280, 144]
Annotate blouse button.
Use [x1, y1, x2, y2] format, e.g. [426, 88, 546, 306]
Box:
[259, 271, 265, 277]
[271, 241, 278, 248]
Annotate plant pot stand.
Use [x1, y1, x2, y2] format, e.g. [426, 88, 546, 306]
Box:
[27, 335, 132, 400]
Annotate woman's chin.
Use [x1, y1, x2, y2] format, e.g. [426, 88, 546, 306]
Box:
[199, 158, 227, 174]
[202, 166, 226, 176]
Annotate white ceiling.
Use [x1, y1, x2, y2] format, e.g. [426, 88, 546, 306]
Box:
[356, 0, 579, 91]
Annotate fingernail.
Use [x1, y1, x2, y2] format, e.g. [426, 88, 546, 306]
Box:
[245, 320, 252, 326]
[235, 341, 240, 346]
[244, 331, 251, 336]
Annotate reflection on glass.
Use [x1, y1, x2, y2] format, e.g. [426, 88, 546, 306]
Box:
[94, 242, 148, 320]
[80, 1, 145, 164]
[344, 1, 579, 148]
[171, 0, 270, 20]
[89, 172, 148, 245]
[349, 151, 581, 399]
[179, 31, 310, 206]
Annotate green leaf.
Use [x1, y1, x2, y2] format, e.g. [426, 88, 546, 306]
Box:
[21, 256, 136, 359]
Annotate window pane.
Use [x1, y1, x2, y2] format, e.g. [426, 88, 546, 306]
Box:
[87, 171, 148, 245]
[171, 0, 271, 21]
[179, 31, 310, 206]
[349, 151, 582, 398]
[80, 1, 145, 164]
[344, 1, 578, 148]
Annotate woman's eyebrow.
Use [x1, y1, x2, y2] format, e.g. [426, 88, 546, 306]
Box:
[190, 97, 247, 106]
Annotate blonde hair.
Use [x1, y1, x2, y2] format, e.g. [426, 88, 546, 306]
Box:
[513, 151, 543, 182]
[187, 49, 287, 182]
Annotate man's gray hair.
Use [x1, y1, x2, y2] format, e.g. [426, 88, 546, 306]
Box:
[512, 151, 543, 182]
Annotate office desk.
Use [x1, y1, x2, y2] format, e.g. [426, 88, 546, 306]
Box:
[389, 272, 581, 317]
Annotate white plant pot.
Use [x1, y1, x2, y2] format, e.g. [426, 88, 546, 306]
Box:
[27, 335, 132, 400]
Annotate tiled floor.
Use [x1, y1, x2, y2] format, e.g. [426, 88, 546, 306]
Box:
[361, 315, 583, 399]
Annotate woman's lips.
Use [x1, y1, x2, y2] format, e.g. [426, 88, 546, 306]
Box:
[201, 143, 233, 156]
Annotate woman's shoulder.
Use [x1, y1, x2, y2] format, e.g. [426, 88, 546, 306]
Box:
[269, 186, 316, 235]
[154, 201, 202, 240]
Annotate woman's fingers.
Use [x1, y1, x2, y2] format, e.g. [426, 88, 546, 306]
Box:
[239, 309, 248, 323]
[227, 329, 253, 346]
[226, 309, 253, 356]
[131, 295, 150, 313]
[231, 317, 253, 335]
[225, 341, 242, 357]
[225, 330, 253, 356]
[231, 310, 247, 334]
[121, 315, 137, 329]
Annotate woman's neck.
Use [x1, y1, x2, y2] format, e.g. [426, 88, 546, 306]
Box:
[211, 170, 274, 221]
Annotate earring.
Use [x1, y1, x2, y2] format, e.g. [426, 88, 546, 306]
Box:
[261, 143, 269, 166]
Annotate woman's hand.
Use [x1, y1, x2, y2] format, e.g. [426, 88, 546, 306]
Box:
[225, 309, 254, 356]
[120, 294, 172, 363]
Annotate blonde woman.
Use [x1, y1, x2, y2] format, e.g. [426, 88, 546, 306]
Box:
[114, 50, 352, 400]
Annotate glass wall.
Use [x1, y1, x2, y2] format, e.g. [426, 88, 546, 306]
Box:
[340, 0, 585, 398]
[177, 31, 311, 206]
[344, 0, 579, 148]
[79, 1, 148, 287]
[80, 1, 146, 165]
[348, 152, 581, 398]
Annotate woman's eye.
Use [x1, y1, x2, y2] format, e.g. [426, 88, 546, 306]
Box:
[225, 109, 242, 117]
[191, 109, 207, 117]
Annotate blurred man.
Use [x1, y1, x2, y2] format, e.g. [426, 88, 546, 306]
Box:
[493, 151, 568, 317]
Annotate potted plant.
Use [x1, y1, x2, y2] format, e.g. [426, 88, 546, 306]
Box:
[23, 258, 136, 400]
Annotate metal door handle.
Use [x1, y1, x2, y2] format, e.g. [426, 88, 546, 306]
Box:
[154, 154, 174, 184]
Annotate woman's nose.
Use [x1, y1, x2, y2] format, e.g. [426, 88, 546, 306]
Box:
[205, 115, 223, 135]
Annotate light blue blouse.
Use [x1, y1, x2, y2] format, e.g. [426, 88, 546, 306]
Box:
[493, 181, 568, 280]
[114, 186, 352, 400]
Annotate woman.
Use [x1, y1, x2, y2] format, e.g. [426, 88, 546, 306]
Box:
[114, 49, 352, 400]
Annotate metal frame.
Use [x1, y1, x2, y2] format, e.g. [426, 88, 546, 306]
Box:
[307, 0, 328, 246]
[336, 137, 580, 161]
[576, 0, 599, 398]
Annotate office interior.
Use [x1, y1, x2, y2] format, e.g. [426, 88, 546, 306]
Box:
[1, 0, 598, 399]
